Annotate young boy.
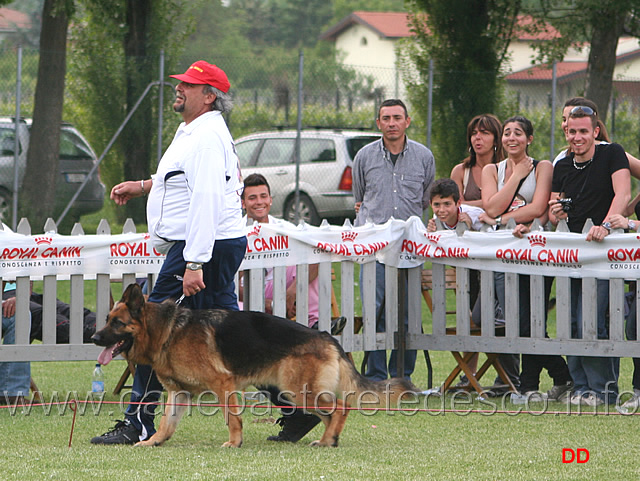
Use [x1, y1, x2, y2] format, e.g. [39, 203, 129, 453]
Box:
[427, 178, 484, 232]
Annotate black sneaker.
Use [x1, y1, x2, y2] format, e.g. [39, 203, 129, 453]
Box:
[90, 420, 141, 445]
[266, 414, 321, 443]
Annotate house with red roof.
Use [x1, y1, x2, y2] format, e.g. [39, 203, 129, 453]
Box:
[0, 7, 31, 41]
[321, 11, 640, 110]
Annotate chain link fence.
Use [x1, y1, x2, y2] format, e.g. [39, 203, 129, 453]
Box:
[1, 46, 639, 229]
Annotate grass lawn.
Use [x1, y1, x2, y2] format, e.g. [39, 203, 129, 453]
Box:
[8, 230, 640, 479]
[2, 352, 639, 480]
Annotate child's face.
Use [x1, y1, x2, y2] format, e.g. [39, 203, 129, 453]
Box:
[431, 195, 460, 225]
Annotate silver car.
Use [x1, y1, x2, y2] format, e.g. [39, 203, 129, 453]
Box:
[235, 129, 380, 225]
[0, 118, 106, 224]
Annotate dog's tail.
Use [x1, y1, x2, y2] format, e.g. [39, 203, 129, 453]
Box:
[336, 353, 419, 408]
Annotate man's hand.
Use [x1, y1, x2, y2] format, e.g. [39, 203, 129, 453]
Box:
[548, 199, 569, 222]
[110, 180, 146, 206]
[586, 225, 609, 242]
[183, 269, 205, 297]
[427, 218, 437, 232]
[2, 296, 16, 318]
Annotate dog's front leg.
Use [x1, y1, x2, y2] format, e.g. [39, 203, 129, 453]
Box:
[220, 386, 243, 447]
[135, 390, 190, 447]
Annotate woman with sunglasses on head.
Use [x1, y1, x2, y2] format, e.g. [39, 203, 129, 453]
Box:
[451, 114, 504, 207]
[480, 115, 573, 401]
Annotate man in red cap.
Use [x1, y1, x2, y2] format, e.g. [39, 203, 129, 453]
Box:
[91, 61, 247, 445]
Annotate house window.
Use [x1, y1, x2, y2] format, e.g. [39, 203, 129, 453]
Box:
[360, 36, 367, 47]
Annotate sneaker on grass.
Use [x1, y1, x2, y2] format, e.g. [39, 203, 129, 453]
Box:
[90, 419, 142, 445]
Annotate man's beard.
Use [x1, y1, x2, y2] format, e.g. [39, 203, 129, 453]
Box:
[173, 99, 185, 113]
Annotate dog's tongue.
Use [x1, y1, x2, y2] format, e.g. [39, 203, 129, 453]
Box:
[97, 346, 114, 366]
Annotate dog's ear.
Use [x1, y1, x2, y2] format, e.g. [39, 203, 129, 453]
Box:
[121, 283, 145, 319]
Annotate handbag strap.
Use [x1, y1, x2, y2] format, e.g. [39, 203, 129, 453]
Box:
[499, 160, 539, 216]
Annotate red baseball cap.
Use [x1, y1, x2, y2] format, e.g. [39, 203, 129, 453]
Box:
[170, 61, 230, 93]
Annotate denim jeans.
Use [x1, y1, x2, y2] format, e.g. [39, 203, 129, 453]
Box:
[362, 262, 416, 381]
[0, 313, 31, 397]
[568, 278, 619, 403]
[625, 292, 640, 391]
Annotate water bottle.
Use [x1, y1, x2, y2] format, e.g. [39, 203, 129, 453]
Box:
[92, 363, 105, 393]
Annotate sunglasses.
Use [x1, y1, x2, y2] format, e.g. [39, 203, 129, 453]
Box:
[570, 106, 596, 116]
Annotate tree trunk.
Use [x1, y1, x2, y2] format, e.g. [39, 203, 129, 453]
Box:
[121, 0, 153, 223]
[585, 11, 626, 122]
[20, 0, 69, 232]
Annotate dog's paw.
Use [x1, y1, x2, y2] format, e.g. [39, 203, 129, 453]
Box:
[221, 441, 242, 448]
[135, 439, 160, 447]
[309, 439, 338, 447]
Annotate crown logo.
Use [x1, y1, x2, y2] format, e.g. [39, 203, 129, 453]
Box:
[34, 236, 53, 245]
[341, 231, 358, 242]
[424, 233, 441, 244]
[528, 234, 546, 247]
[143, 233, 151, 240]
[247, 224, 262, 237]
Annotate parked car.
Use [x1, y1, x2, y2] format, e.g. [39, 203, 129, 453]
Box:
[0, 118, 106, 225]
[235, 129, 381, 225]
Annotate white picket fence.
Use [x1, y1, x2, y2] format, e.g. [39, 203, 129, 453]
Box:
[1, 218, 639, 364]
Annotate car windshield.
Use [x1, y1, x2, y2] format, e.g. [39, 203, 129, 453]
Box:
[346, 136, 380, 160]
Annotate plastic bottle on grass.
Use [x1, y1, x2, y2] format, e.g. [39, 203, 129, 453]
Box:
[92, 363, 105, 393]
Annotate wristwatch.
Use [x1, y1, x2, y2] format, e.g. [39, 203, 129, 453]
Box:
[495, 215, 502, 227]
[629, 220, 637, 231]
[185, 262, 203, 271]
[601, 222, 612, 233]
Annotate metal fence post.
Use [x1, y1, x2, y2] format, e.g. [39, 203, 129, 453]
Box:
[427, 59, 433, 149]
[293, 49, 303, 224]
[11, 44, 22, 231]
[157, 49, 165, 166]
[550, 61, 557, 161]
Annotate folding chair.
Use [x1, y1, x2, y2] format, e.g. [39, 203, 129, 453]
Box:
[421, 267, 516, 396]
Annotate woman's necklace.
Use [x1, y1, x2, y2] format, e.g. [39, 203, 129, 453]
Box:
[573, 156, 593, 170]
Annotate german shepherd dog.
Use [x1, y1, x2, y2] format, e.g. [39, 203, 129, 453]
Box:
[92, 283, 416, 448]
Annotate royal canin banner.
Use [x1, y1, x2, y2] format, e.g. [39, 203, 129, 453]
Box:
[0, 231, 166, 279]
[1, 217, 640, 279]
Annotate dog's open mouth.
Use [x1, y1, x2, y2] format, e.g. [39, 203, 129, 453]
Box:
[97, 339, 132, 366]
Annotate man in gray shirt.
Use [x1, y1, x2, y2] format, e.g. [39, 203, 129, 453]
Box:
[353, 98, 435, 381]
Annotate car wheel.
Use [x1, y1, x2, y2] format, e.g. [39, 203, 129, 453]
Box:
[284, 193, 320, 226]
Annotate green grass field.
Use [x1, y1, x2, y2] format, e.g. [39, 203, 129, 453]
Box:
[2, 351, 640, 480]
[6, 233, 640, 479]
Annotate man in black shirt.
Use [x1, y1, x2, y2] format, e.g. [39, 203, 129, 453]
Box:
[549, 106, 630, 406]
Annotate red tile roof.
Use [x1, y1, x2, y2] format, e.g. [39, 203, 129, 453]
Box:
[321, 11, 411, 41]
[0, 7, 31, 32]
[321, 12, 558, 42]
[507, 61, 588, 82]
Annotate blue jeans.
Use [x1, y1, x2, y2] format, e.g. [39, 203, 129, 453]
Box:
[0, 313, 31, 397]
[125, 237, 246, 439]
[625, 292, 640, 391]
[567, 278, 619, 403]
[362, 262, 416, 381]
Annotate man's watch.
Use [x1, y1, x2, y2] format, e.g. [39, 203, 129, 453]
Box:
[629, 220, 637, 231]
[185, 262, 203, 271]
[601, 222, 612, 233]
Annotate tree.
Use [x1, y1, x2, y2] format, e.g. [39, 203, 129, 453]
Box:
[66, 0, 195, 224]
[20, 0, 73, 231]
[405, 0, 521, 174]
[526, 0, 640, 121]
